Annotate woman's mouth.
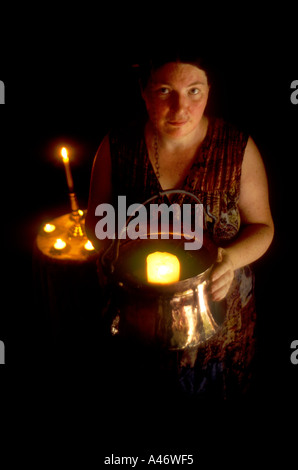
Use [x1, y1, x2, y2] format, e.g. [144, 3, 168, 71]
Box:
[167, 120, 188, 127]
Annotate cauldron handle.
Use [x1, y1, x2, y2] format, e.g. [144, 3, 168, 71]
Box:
[101, 189, 207, 274]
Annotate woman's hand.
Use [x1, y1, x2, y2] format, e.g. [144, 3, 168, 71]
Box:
[209, 248, 235, 301]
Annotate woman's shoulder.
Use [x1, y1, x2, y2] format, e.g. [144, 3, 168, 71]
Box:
[197, 117, 249, 191]
[211, 116, 249, 143]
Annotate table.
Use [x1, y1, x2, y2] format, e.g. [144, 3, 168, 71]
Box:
[33, 211, 103, 350]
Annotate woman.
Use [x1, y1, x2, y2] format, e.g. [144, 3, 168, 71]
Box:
[86, 50, 274, 399]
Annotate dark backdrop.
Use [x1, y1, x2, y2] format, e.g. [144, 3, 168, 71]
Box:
[1, 15, 297, 462]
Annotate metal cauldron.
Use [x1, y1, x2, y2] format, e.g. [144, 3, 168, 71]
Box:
[100, 190, 226, 350]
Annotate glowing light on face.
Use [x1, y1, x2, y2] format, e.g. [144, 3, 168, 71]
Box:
[143, 62, 209, 139]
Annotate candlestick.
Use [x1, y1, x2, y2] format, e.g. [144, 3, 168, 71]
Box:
[146, 251, 180, 284]
[60, 146, 85, 238]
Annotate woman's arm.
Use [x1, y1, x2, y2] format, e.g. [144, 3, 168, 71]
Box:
[210, 137, 274, 301]
[85, 134, 113, 252]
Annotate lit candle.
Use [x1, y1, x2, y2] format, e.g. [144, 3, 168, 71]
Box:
[146, 251, 180, 284]
[60, 147, 74, 192]
[43, 223, 56, 233]
[53, 238, 67, 250]
[84, 240, 95, 251]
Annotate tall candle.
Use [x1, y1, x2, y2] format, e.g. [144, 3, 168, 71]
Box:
[60, 147, 74, 192]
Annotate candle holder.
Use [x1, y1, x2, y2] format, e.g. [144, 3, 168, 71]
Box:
[60, 147, 85, 238]
[67, 192, 85, 238]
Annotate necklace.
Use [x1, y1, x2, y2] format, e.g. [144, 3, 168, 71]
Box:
[151, 116, 208, 181]
[153, 128, 160, 179]
[151, 99, 161, 180]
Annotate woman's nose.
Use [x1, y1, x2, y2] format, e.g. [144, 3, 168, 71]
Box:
[170, 92, 187, 114]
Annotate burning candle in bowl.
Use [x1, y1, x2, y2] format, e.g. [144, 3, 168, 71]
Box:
[146, 251, 180, 284]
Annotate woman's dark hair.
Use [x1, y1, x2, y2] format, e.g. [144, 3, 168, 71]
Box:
[137, 45, 215, 90]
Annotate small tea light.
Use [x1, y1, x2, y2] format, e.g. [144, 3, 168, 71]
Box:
[84, 240, 95, 251]
[53, 238, 67, 250]
[43, 223, 56, 233]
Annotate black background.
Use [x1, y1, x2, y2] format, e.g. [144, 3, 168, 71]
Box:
[1, 7, 297, 466]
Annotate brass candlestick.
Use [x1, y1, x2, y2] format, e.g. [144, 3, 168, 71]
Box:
[60, 147, 85, 238]
[68, 192, 85, 238]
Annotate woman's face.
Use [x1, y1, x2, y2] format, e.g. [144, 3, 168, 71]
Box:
[142, 62, 210, 139]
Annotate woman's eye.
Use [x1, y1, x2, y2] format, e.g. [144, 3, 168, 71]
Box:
[158, 87, 170, 95]
[189, 88, 200, 95]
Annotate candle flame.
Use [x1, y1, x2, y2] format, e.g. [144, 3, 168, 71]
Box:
[147, 252, 180, 284]
[54, 238, 66, 250]
[61, 147, 69, 163]
[84, 240, 95, 251]
[43, 223, 56, 233]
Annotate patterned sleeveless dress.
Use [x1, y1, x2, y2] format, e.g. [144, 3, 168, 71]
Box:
[107, 116, 256, 399]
